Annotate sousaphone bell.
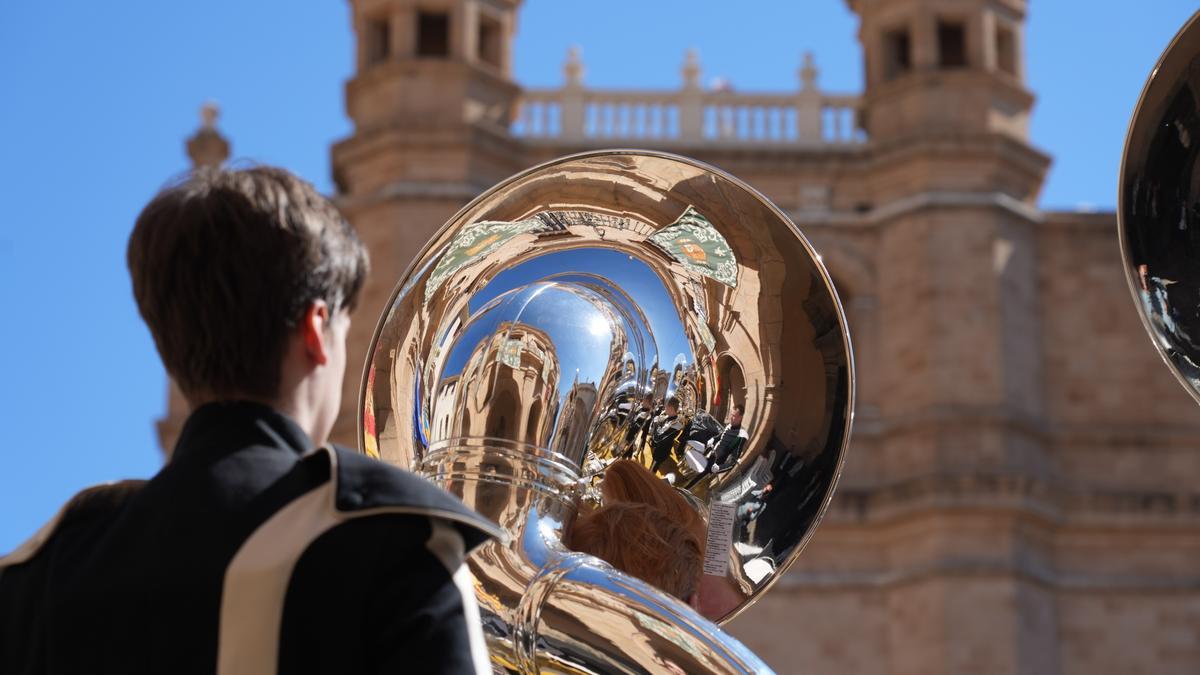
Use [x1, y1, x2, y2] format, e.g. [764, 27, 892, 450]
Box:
[360, 150, 854, 674]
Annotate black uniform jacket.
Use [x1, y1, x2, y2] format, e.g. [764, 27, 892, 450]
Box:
[710, 424, 749, 471]
[648, 414, 685, 463]
[0, 402, 504, 675]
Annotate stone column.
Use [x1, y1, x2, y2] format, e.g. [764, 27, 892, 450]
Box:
[679, 49, 703, 140]
[796, 52, 823, 142]
[561, 47, 585, 141]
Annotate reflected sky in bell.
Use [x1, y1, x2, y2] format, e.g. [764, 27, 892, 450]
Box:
[441, 283, 618, 401]
[468, 248, 694, 382]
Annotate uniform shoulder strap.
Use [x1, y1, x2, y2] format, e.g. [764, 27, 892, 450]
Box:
[328, 446, 506, 551]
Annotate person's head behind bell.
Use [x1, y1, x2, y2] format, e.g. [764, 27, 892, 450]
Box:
[570, 501, 702, 602]
[127, 166, 369, 446]
[595, 460, 708, 562]
[569, 460, 708, 602]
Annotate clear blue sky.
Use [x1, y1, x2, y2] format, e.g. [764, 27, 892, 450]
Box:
[0, 1, 1195, 552]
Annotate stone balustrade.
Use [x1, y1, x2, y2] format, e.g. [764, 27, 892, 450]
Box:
[512, 49, 865, 146]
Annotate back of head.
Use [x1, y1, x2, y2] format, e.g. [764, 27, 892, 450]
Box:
[127, 167, 368, 403]
[569, 501, 702, 601]
[601, 460, 674, 506]
[600, 460, 707, 547]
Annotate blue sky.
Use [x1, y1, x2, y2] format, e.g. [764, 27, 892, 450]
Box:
[0, 1, 1195, 551]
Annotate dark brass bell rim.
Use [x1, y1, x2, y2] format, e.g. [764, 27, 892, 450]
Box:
[1117, 10, 1200, 407]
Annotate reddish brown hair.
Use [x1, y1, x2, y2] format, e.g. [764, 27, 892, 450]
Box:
[569, 460, 708, 600]
[600, 460, 707, 544]
[570, 502, 702, 601]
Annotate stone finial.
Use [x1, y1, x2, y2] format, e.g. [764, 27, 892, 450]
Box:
[799, 51, 818, 91]
[200, 101, 219, 128]
[563, 46, 584, 87]
[681, 49, 701, 90]
[186, 101, 230, 169]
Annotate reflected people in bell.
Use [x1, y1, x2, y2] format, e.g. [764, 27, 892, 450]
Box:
[1139, 263, 1200, 351]
[648, 396, 685, 473]
[621, 392, 655, 459]
[685, 403, 748, 489]
[737, 482, 773, 524]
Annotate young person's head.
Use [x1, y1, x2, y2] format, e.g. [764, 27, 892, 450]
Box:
[570, 501, 702, 602]
[665, 396, 680, 416]
[601, 461, 684, 513]
[597, 460, 707, 556]
[730, 403, 744, 427]
[127, 167, 369, 445]
[570, 460, 707, 603]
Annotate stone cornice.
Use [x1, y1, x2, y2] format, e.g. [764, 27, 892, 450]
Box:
[855, 403, 1200, 449]
[1039, 210, 1116, 230]
[827, 470, 1200, 527]
[867, 188, 1043, 224]
[334, 180, 486, 211]
[861, 131, 1052, 184]
[332, 117, 523, 166]
[775, 557, 1200, 592]
[862, 67, 1035, 112]
[789, 189, 1044, 228]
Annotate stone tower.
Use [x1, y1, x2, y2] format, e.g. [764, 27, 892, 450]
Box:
[805, 0, 1061, 672]
[853, 0, 1032, 142]
[329, 0, 526, 443]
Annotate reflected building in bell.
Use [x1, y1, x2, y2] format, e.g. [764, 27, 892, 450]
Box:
[161, 0, 1200, 673]
[429, 321, 561, 444]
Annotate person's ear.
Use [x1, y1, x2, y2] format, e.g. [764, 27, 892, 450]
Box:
[301, 301, 331, 366]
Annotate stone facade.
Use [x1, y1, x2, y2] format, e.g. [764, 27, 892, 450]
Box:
[164, 0, 1200, 672]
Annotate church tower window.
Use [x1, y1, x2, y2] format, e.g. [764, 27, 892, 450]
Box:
[937, 20, 967, 68]
[478, 13, 502, 69]
[996, 24, 1017, 76]
[883, 27, 912, 81]
[365, 17, 390, 66]
[417, 11, 450, 57]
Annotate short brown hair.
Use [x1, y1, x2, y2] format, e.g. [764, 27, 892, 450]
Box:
[128, 166, 368, 402]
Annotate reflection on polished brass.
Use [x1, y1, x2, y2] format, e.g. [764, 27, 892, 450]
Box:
[1120, 11, 1200, 406]
[361, 150, 854, 674]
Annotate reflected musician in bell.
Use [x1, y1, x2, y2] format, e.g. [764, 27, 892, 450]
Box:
[621, 392, 656, 459]
[0, 167, 501, 675]
[648, 396, 686, 473]
[685, 404, 749, 489]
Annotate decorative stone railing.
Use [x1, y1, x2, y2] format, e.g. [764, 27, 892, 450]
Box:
[512, 49, 865, 146]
